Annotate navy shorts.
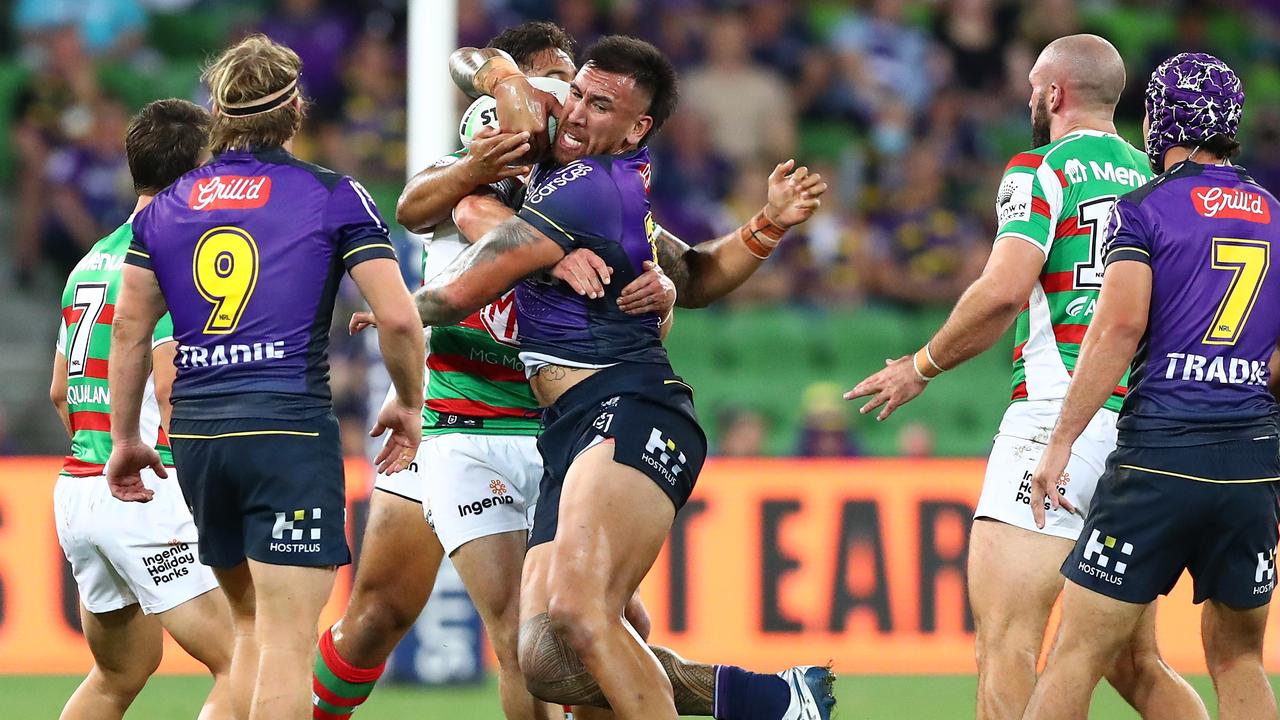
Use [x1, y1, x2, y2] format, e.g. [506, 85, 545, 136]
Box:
[168, 414, 350, 568]
[529, 364, 707, 548]
[1063, 439, 1280, 608]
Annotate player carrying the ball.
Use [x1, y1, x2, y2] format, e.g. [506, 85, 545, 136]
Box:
[423, 35, 831, 720]
[845, 34, 1205, 720]
[1025, 52, 1278, 720]
[314, 23, 670, 720]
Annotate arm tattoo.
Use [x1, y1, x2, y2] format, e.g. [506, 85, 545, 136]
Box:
[654, 229, 695, 302]
[414, 217, 544, 326]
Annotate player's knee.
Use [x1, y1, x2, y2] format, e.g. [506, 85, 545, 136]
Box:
[518, 613, 572, 700]
[546, 591, 609, 659]
[347, 593, 419, 643]
[973, 607, 1042, 669]
[517, 612, 605, 706]
[94, 653, 160, 702]
[1204, 627, 1264, 677]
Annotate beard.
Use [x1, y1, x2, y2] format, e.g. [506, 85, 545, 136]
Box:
[1031, 93, 1051, 148]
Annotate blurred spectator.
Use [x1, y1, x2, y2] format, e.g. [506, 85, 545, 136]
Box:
[794, 382, 861, 458]
[933, 0, 1020, 94]
[681, 9, 795, 165]
[14, 0, 146, 60]
[45, 97, 134, 261]
[319, 29, 407, 184]
[855, 144, 984, 307]
[259, 0, 357, 120]
[650, 111, 733, 244]
[831, 0, 934, 118]
[11, 25, 101, 285]
[897, 422, 935, 458]
[716, 406, 769, 457]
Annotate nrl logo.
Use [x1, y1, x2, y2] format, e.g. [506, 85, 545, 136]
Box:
[480, 290, 520, 347]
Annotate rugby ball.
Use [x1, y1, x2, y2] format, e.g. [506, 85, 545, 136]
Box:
[459, 76, 570, 148]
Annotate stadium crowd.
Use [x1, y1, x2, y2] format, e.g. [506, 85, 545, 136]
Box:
[4, 0, 1279, 456]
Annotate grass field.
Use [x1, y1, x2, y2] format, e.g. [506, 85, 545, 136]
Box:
[5, 673, 1263, 718]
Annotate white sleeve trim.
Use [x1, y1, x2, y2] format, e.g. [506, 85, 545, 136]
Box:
[1036, 162, 1064, 256]
[995, 232, 1051, 258]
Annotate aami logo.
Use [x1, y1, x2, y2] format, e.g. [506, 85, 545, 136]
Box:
[1192, 186, 1271, 223]
[480, 290, 519, 347]
[638, 162, 651, 193]
[189, 175, 272, 211]
[1065, 296, 1096, 318]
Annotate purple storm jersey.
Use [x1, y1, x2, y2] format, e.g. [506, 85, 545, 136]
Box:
[125, 147, 396, 420]
[1104, 161, 1280, 446]
[515, 148, 668, 368]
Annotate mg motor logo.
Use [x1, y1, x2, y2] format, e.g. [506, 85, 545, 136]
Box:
[189, 175, 272, 211]
[480, 290, 519, 347]
[1192, 186, 1271, 223]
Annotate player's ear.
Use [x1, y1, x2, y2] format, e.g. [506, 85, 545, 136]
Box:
[628, 115, 653, 148]
[1049, 82, 1065, 113]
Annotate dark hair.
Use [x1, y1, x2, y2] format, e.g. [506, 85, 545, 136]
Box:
[582, 35, 679, 146]
[487, 21, 576, 70]
[126, 99, 211, 194]
[1200, 133, 1242, 161]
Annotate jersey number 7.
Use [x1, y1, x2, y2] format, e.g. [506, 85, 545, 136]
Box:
[1203, 237, 1270, 346]
[194, 226, 260, 335]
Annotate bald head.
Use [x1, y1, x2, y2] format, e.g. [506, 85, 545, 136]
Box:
[1032, 34, 1126, 111]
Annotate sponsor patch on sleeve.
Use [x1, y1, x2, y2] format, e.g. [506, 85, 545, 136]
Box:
[996, 172, 1033, 225]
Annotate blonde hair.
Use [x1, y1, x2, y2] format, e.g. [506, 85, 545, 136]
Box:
[204, 34, 307, 153]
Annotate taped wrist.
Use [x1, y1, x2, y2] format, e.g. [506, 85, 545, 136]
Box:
[737, 209, 787, 260]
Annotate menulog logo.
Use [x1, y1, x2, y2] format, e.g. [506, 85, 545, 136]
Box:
[188, 175, 272, 211]
[1191, 186, 1271, 223]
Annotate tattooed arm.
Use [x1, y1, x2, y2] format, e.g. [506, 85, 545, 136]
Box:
[625, 159, 827, 309]
[414, 215, 565, 326]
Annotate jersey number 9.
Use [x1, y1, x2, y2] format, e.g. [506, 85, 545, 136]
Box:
[194, 226, 260, 334]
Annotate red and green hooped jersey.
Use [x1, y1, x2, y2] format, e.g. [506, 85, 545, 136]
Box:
[58, 222, 175, 477]
[419, 151, 539, 437]
[995, 130, 1152, 412]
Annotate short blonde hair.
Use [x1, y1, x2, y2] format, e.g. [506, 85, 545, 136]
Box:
[204, 34, 307, 153]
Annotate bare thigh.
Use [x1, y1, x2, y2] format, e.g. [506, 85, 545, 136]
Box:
[969, 518, 1074, 638]
[156, 588, 234, 673]
[80, 603, 164, 678]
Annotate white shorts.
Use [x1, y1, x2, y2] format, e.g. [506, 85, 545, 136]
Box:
[53, 469, 219, 615]
[373, 433, 542, 555]
[974, 400, 1118, 541]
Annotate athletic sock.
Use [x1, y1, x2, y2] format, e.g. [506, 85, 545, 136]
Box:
[712, 665, 791, 720]
[312, 625, 385, 719]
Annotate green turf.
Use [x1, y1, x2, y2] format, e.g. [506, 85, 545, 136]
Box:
[2, 673, 1259, 718]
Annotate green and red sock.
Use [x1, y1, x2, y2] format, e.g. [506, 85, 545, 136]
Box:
[313, 625, 385, 719]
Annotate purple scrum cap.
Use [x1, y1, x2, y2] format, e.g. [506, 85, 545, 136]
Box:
[1144, 52, 1244, 173]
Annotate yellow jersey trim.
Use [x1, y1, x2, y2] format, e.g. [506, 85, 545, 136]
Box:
[127, 248, 151, 259]
[168, 430, 320, 440]
[523, 206, 577, 243]
[1119, 464, 1280, 485]
[342, 242, 396, 260]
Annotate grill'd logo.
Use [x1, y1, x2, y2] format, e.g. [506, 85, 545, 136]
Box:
[189, 176, 272, 211]
[1191, 186, 1271, 223]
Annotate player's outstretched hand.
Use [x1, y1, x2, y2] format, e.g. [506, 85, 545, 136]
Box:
[105, 441, 163, 503]
[1028, 441, 1076, 529]
[370, 395, 423, 476]
[618, 261, 677, 316]
[843, 355, 926, 421]
[350, 311, 378, 335]
[553, 248, 612, 299]
[493, 77, 562, 162]
[463, 127, 532, 184]
[765, 159, 829, 229]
